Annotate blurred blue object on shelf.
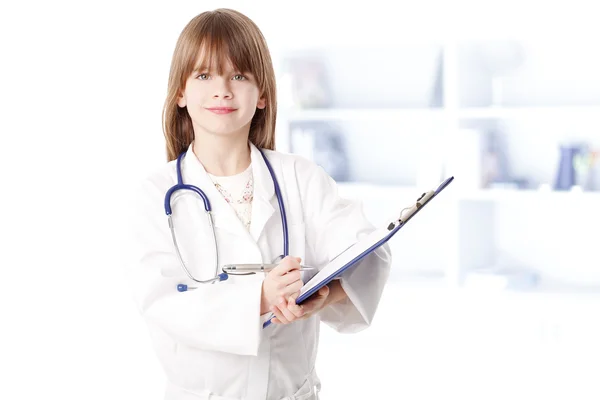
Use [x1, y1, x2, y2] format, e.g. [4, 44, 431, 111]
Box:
[554, 144, 584, 191]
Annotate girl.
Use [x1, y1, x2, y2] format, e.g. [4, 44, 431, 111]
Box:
[127, 8, 391, 400]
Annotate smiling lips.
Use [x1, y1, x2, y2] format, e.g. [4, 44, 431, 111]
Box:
[205, 107, 237, 115]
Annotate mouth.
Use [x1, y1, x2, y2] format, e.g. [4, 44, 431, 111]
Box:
[205, 107, 237, 115]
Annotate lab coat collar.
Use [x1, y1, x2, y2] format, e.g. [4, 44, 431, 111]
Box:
[248, 142, 277, 242]
[180, 141, 276, 243]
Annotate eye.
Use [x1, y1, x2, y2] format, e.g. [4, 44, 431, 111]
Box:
[232, 74, 246, 81]
[197, 73, 209, 80]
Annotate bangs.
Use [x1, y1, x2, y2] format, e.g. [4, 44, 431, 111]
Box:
[186, 13, 264, 84]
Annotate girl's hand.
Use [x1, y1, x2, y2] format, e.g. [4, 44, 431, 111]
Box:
[260, 256, 303, 314]
[271, 285, 330, 324]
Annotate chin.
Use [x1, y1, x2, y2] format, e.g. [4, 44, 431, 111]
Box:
[204, 125, 248, 139]
[193, 119, 252, 139]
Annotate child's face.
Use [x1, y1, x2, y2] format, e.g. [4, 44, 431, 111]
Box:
[177, 58, 266, 140]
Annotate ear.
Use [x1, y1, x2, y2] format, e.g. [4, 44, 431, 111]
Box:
[177, 92, 187, 108]
[257, 96, 266, 110]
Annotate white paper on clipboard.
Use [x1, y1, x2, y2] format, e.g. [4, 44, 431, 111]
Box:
[296, 176, 454, 304]
[298, 225, 394, 298]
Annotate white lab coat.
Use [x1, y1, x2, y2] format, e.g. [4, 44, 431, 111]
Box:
[125, 142, 391, 400]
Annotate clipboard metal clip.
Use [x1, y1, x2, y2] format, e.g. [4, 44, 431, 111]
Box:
[391, 189, 437, 229]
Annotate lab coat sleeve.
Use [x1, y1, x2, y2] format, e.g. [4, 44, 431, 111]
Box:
[124, 177, 264, 356]
[302, 164, 392, 333]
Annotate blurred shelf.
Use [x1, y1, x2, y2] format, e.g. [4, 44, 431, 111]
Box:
[337, 182, 419, 192]
[457, 187, 600, 202]
[337, 182, 422, 200]
[456, 285, 600, 300]
[338, 183, 600, 202]
[385, 275, 600, 298]
[286, 107, 446, 122]
[286, 106, 600, 122]
[458, 105, 600, 120]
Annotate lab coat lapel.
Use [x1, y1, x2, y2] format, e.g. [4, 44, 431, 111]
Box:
[248, 143, 276, 243]
[181, 143, 246, 237]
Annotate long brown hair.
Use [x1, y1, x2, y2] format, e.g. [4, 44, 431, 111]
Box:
[162, 9, 277, 161]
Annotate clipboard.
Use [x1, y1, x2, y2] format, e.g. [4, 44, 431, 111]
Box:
[263, 176, 454, 328]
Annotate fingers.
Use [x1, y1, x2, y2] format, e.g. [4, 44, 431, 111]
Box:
[271, 256, 301, 276]
[271, 271, 302, 300]
[273, 259, 304, 299]
[272, 285, 333, 325]
[270, 304, 288, 324]
[313, 285, 330, 305]
[281, 279, 303, 298]
[278, 302, 297, 322]
[272, 295, 302, 324]
[270, 297, 290, 324]
[287, 294, 305, 319]
[318, 285, 330, 297]
[278, 269, 302, 285]
[300, 285, 330, 313]
[264, 256, 304, 313]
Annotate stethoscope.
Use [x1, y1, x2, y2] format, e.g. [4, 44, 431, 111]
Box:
[164, 148, 289, 292]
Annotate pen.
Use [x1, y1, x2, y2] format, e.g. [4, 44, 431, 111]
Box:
[222, 264, 316, 273]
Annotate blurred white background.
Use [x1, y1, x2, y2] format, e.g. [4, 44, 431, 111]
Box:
[2, 0, 600, 399]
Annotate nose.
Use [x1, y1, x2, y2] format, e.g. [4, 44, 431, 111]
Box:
[213, 77, 233, 100]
